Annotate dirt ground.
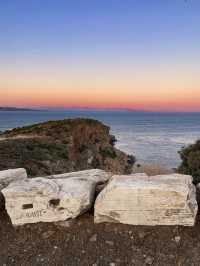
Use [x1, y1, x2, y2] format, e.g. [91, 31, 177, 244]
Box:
[0, 210, 200, 266]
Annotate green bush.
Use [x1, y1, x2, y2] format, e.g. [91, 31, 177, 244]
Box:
[178, 140, 200, 184]
[100, 147, 117, 159]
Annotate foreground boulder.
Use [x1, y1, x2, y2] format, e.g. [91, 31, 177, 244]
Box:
[94, 173, 198, 226]
[2, 176, 97, 225]
[0, 168, 27, 190]
[2, 169, 112, 225]
[46, 169, 112, 184]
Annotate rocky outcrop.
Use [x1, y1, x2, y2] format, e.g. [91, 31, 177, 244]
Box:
[0, 168, 27, 190]
[2, 169, 112, 225]
[0, 119, 135, 177]
[94, 173, 198, 226]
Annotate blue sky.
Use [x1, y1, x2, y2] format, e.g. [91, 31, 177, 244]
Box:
[1, 1, 199, 62]
[1, 1, 200, 111]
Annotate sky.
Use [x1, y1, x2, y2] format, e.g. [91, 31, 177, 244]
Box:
[0, 0, 200, 112]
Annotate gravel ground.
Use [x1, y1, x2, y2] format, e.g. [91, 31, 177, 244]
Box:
[0, 210, 200, 266]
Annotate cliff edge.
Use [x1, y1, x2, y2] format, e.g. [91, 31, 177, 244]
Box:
[0, 118, 135, 177]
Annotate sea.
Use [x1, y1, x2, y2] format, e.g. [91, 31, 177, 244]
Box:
[0, 110, 200, 169]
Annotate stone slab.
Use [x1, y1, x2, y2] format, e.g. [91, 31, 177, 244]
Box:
[45, 169, 112, 184]
[2, 177, 96, 225]
[0, 168, 27, 190]
[94, 173, 198, 226]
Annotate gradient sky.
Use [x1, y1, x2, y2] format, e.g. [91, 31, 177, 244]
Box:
[1, 0, 200, 111]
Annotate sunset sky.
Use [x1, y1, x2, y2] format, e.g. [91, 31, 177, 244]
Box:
[1, 1, 200, 112]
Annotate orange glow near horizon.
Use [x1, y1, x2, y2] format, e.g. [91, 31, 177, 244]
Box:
[1, 88, 200, 112]
[1, 63, 200, 112]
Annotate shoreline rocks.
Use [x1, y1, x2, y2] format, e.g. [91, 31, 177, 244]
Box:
[94, 173, 198, 226]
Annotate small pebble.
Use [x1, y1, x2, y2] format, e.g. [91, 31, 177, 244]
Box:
[106, 240, 114, 246]
[174, 236, 181, 243]
[139, 232, 146, 239]
[145, 256, 154, 265]
[89, 234, 97, 242]
[77, 221, 82, 226]
[55, 220, 72, 228]
[42, 230, 54, 239]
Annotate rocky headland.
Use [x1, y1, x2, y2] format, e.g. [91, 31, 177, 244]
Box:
[0, 118, 135, 177]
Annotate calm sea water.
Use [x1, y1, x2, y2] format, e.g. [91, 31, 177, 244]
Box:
[0, 110, 200, 168]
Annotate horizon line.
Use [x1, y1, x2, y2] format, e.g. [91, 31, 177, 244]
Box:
[1, 106, 200, 114]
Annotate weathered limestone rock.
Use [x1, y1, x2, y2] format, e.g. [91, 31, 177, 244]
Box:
[195, 183, 200, 205]
[94, 173, 198, 226]
[46, 169, 112, 184]
[0, 168, 27, 190]
[2, 177, 96, 225]
[46, 169, 113, 197]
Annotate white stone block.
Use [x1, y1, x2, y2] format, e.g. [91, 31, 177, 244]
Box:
[0, 168, 27, 190]
[2, 177, 96, 225]
[45, 169, 112, 184]
[94, 173, 198, 226]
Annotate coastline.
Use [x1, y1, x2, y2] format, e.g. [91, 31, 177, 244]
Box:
[0, 110, 199, 169]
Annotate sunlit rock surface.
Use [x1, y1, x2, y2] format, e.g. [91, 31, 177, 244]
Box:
[2, 177, 96, 225]
[46, 169, 112, 184]
[95, 173, 198, 226]
[0, 168, 27, 190]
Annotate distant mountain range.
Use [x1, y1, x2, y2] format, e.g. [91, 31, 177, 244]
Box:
[0, 107, 40, 111]
[0, 107, 147, 112]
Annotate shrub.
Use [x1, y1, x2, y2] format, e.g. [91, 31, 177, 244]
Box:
[178, 140, 200, 184]
[100, 147, 117, 159]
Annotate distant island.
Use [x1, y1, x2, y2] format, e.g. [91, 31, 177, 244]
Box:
[0, 107, 40, 111]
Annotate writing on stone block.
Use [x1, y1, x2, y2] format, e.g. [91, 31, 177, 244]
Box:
[16, 209, 45, 221]
[25, 209, 45, 218]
